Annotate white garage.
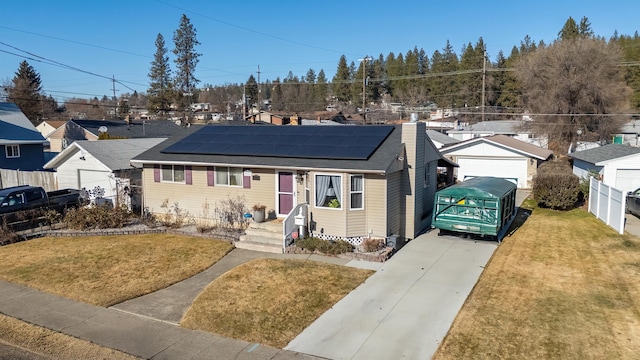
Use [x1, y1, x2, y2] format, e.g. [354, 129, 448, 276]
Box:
[456, 157, 526, 187]
[615, 169, 640, 193]
[439, 135, 553, 189]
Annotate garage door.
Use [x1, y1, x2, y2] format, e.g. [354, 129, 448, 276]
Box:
[615, 169, 640, 194]
[456, 157, 527, 188]
[79, 170, 114, 198]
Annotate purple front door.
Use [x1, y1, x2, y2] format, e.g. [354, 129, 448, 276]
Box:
[278, 172, 294, 216]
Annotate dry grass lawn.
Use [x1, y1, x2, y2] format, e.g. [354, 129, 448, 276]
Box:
[0, 314, 140, 359]
[433, 203, 640, 359]
[0, 234, 234, 306]
[181, 258, 373, 348]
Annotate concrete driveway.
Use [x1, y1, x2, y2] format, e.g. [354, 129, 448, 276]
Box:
[626, 213, 640, 238]
[286, 231, 497, 360]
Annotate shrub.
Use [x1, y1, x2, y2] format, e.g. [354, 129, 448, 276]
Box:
[295, 237, 354, 255]
[64, 204, 132, 230]
[0, 218, 20, 245]
[361, 238, 384, 252]
[159, 199, 191, 228]
[533, 160, 580, 210]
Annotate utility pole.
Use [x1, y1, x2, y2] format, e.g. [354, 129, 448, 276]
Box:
[242, 83, 246, 121]
[358, 56, 372, 124]
[112, 75, 118, 120]
[481, 50, 486, 122]
[257, 65, 261, 123]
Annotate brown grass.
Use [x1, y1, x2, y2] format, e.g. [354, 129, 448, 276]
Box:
[0, 314, 140, 359]
[433, 206, 640, 359]
[0, 234, 234, 306]
[181, 258, 373, 348]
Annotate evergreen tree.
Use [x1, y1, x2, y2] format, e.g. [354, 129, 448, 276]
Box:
[558, 16, 580, 41]
[147, 33, 173, 117]
[578, 16, 594, 38]
[173, 14, 201, 113]
[271, 78, 284, 111]
[332, 55, 352, 102]
[315, 69, 328, 109]
[245, 75, 258, 110]
[8, 60, 42, 125]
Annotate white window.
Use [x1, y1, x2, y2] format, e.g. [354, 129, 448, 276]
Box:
[315, 174, 342, 209]
[350, 175, 364, 210]
[215, 166, 243, 186]
[161, 165, 185, 183]
[5, 145, 19, 158]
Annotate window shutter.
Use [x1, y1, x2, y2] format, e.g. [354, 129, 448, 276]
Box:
[207, 166, 214, 186]
[153, 165, 160, 182]
[185, 166, 192, 185]
[243, 171, 251, 189]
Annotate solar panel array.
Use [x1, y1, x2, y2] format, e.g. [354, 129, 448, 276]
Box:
[162, 125, 395, 160]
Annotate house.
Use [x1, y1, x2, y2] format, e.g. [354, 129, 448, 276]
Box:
[0, 102, 48, 171]
[568, 144, 640, 193]
[131, 122, 450, 248]
[36, 120, 67, 138]
[426, 129, 460, 149]
[439, 134, 554, 188]
[446, 119, 548, 148]
[44, 118, 183, 152]
[612, 119, 640, 147]
[44, 138, 167, 209]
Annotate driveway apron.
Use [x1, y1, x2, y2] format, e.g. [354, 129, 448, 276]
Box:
[286, 231, 497, 360]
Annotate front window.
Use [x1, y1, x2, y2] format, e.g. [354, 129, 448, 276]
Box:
[161, 165, 185, 183]
[315, 174, 342, 209]
[215, 166, 243, 186]
[350, 175, 364, 210]
[5, 145, 19, 158]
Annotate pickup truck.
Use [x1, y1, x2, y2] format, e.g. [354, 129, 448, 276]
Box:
[0, 185, 87, 225]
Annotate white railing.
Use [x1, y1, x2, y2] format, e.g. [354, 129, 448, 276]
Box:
[588, 177, 625, 234]
[283, 203, 308, 250]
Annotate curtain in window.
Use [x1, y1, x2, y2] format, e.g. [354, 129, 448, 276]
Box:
[174, 165, 185, 182]
[161, 165, 172, 181]
[315, 175, 330, 206]
[216, 167, 228, 185]
[331, 176, 341, 202]
[229, 167, 242, 186]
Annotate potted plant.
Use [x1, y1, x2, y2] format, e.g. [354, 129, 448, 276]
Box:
[252, 203, 266, 222]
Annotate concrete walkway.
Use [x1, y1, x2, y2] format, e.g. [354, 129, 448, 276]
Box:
[286, 232, 497, 360]
[626, 213, 640, 238]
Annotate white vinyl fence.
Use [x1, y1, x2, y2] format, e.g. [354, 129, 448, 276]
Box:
[588, 177, 625, 234]
[0, 169, 57, 191]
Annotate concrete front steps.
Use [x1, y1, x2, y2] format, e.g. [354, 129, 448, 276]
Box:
[236, 219, 284, 253]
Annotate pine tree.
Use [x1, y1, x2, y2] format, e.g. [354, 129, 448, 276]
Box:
[8, 60, 42, 125]
[147, 33, 173, 117]
[558, 17, 580, 41]
[245, 75, 258, 110]
[332, 55, 352, 102]
[173, 14, 201, 113]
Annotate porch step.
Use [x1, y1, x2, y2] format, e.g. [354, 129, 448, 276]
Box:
[234, 239, 283, 254]
[238, 233, 283, 246]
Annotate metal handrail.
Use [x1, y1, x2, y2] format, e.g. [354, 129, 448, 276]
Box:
[283, 203, 308, 250]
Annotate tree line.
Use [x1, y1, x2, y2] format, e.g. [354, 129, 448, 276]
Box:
[1, 16, 638, 152]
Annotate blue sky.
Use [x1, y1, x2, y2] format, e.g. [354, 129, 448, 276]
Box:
[1, 0, 638, 103]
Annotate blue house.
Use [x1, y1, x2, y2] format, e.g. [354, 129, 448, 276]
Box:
[0, 102, 47, 171]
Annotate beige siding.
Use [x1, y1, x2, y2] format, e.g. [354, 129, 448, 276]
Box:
[143, 165, 278, 220]
[308, 171, 347, 237]
[346, 174, 386, 238]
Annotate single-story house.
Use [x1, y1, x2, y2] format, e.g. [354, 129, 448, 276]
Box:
[132, 122, 450, 244]
[439, 134, 554, 188]
[44, 118, 183, 152]
[568, 143, 640, 193]
[446, 119, 548, 148]
[36, 120, 67, 138]
[44, 138, 167, 209]
[0, 102, 48, 171]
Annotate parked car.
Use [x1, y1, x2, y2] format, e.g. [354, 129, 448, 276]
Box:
[627, 188, 640, 217]
[0, 185, 87, 225]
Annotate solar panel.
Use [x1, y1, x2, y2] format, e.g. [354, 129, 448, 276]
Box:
[161, 125, 394, 160]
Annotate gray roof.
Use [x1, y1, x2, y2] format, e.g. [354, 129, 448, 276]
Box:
[0, 102, 47, 144]
[71, 119, 184, 138]
[440, 134, 553, 160]
[426, 130, 459, 145]
[447, 120, 525, 134]
[46, 138, 167, 171]
[132, 124, 404, 173]
[568, 143, 640, 164]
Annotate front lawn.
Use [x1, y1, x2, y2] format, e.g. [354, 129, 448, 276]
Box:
[433, 204, 640, 359]
[181, 258, 373, 348]
[0, 234, 234, 306]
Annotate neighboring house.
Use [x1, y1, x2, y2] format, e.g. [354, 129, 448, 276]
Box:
[36, 120, 67, 138]
[44, 118, 183, 152]
[44, 138, 167, 209]
[426, 129, 460, 149]
[568, 143, 640, 194]
[0, 102, 48, 171]
[132, 122, 449, 244]
[439, 134, 554, 188]
[446, 119, 548, 148]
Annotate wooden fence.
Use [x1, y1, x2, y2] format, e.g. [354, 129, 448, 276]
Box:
[0, 169, 57, 191]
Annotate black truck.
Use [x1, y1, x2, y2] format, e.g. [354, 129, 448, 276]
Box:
[0, 185, 87, 226]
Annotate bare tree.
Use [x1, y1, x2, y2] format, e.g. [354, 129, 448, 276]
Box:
[516, 38, 631, 152]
